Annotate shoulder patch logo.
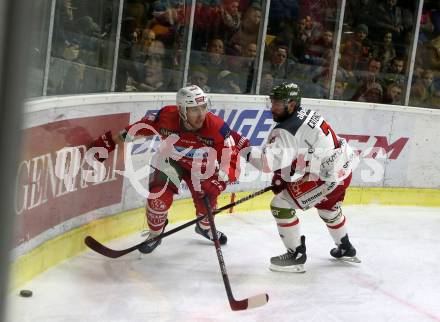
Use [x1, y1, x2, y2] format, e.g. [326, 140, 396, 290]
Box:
[297, 108, 308, 120]
[219, 123, 231, 138]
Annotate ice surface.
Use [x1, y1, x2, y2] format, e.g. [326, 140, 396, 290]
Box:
[6, 205, 440, 322]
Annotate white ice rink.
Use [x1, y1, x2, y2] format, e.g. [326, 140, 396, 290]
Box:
[6, 205, 440, 322]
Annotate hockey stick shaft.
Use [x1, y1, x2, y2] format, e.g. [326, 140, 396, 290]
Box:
[85, 186, 273, 258]
[203, 196, 269, 311]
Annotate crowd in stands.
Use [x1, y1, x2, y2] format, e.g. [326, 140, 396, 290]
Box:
[264, 0, 420, 105]
[411, 0, 440, 107]
[46, 0, 440, 109]
[49, 0, 117, 94]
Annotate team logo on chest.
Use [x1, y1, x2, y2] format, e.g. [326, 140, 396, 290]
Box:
[197, 135, 214, 146]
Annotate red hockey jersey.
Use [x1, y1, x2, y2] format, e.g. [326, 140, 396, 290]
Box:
[125, 105, 238, 182]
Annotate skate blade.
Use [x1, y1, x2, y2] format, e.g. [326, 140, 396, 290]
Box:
[269, 263, 306, 273]
[333, 256, 361, 263]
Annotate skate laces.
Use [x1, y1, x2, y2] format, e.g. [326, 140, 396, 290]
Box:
[277, 250, 297, 260]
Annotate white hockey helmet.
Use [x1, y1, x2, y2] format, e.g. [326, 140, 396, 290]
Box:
[176, 85, 210, 121]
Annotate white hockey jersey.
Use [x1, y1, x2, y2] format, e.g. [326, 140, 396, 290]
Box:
[249, 106, 355, 183]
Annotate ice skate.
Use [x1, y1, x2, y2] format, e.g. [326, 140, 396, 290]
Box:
[330, 234, 361, 263]
[195, 223, 227, 245]
[138, 220, 168, 254]
[270, 235, 307, 273]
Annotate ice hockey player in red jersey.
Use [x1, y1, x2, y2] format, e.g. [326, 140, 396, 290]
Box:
[89, 85, 239, 254]
[231, 82, 360, 272]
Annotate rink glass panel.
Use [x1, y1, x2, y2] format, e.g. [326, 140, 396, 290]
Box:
[46, 0, 120, 95]
[20, 0, 440, 110]
[187, 1, 267, 95]
[25, 0, 52, 98]
[409, 0, 440, 108]
[262, 0, 343, 98]
[114, 0, 189, 92]
[336, 0, 420, 105]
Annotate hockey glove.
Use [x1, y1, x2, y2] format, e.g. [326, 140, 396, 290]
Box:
[88, 131, 116, 162]
[200, 177, 226, 199]
[271, 170, 287, 194]
[230, 130, 251, 162]
[230, 130, 250, 151]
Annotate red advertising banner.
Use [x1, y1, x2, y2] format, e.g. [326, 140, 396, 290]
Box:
[14, 114, 130, 247]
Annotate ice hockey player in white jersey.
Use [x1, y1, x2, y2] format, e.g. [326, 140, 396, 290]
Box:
[233, 82, 360, 272]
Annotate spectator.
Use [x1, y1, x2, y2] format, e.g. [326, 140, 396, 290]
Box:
[375, 0, 405, 45]
[352, 58, 382, 100]
[263, 44, 296, 80]
[260, 72, 274, 94]
[383, 82, 403, 105]
[229, 4, 261, 55]
[358, 57, 382, 83]
[419, 8, 434, 43]
[61, 42, 86, 94]
[213, 70, 242, 93]
[210, 0, 242, 45]
[126, 40, 171, 92]
[290, 20, 313, 63]
[199, 38, 229, 89]
[302, 15, 323, 42]
[189, 66, 211, 93]
[307, 30, 333, 65]
[386, 56, 405, 74]
[341, 24, 373, 71]
[333, 81, 347, 100]
[424, 36, 440, 71]
[410, 83, 427, 107]
[243, 42, 257, 58]
[357, 82, 384, 103]
[374, 32, 397, 69]
[132, 28, 156, 61]
[229, 41, 258, 92]
[383, 56, 406, 86]
[421, 69, 435, 96]
[147, 1, 182, 47]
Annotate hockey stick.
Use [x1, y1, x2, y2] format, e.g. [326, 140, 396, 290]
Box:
[203, 196, 269, 311]
[85, 185, 273, 258]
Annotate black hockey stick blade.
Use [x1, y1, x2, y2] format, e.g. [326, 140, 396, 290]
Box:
[85, 186, 273, 258]
[84, 235, 138, 258]
[84, 215, 205, 258]
[230, 293, 269, 311]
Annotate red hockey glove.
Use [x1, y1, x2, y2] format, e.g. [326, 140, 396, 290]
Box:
[230, 130, 250, 151]
[230, 130, 251, 162]
[200, 177, 226, 198]
[271, 170, 287, 194]
[88, 131, 116, 162]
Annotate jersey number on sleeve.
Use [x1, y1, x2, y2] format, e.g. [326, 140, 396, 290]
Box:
[320, 121, 339, 148]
